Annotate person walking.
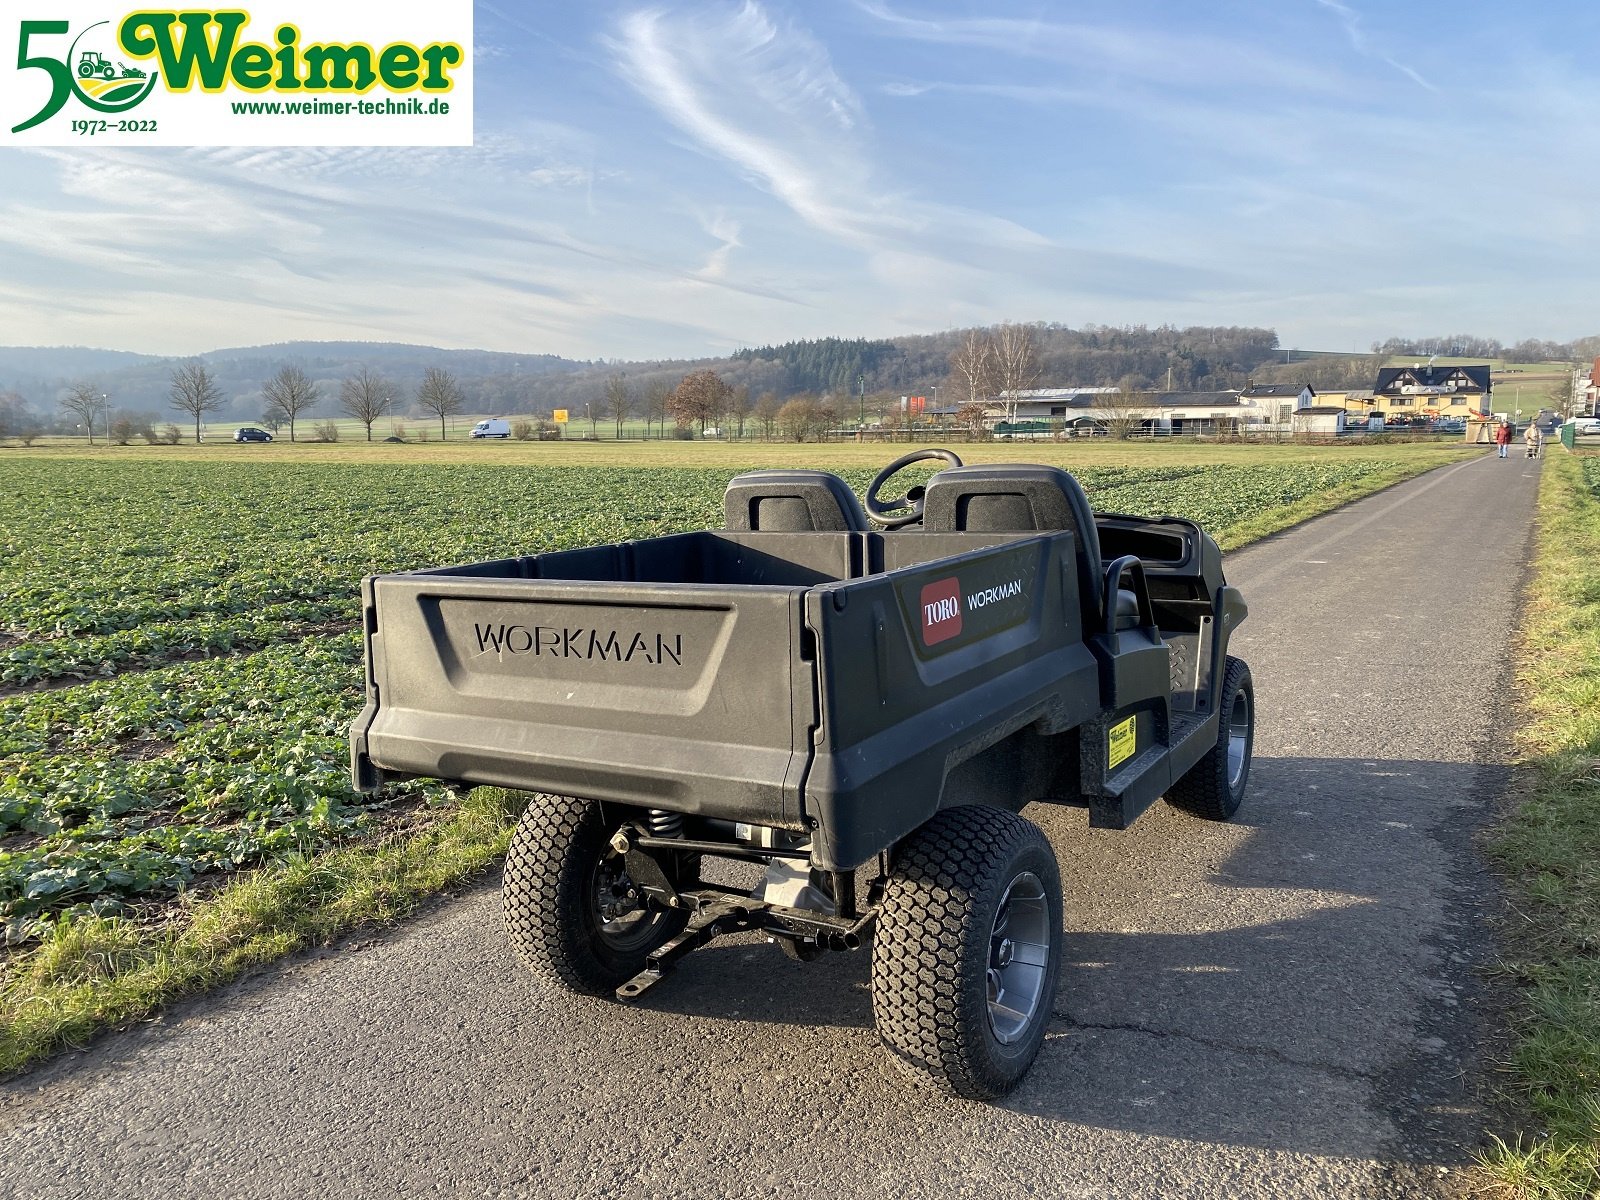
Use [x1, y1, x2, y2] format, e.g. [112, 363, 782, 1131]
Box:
[1525, 422, 1543, 459]
[1495, 419, 1513, 458]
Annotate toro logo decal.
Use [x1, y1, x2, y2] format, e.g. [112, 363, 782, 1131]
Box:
[919, 577, 963, 646]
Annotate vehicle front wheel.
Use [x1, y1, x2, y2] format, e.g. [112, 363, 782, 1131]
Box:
[871, 805, 1063, 1100]
[502, 793, 691, 996]
[1165, 655, 1254, 821]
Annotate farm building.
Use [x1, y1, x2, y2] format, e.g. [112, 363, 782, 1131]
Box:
[1001, 388, 1275, 436]
[1240, 384, 1316, 425]
[1289, 405, 1350, 436]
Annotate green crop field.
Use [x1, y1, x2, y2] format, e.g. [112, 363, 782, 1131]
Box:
[0, 442, 1476, 1070]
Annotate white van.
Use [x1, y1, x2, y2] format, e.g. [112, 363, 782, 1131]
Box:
[470, 418, 512, 439]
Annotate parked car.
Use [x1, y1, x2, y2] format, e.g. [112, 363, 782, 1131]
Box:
[1567, 417, 1600, 436]
[469, 418, 512, 439]
[233, 427, 272, 443]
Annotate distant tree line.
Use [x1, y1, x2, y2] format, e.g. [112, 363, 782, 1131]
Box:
[7, 321, 1599, 446]
[1372, 333, 1600, 364]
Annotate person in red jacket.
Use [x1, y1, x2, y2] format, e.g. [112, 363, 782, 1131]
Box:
[1495, 419, 1512, 458]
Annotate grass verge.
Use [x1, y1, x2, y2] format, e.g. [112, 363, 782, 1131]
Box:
[1210, 451, 1472, 550]
[0, 788, 523, 1076]
[1482, 449, 1600, 1197]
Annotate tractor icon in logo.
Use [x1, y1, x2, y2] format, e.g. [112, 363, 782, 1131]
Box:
[68, 23, 158, 109]
[77, 51, 148, 83]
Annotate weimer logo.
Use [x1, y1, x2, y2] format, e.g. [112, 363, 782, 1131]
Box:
[920, 578, 963, 646]
[472, 623, 685, 668]
[4, 3, 473, 147]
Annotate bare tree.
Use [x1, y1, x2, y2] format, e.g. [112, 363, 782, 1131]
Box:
[416, 367, 463, 440]
[169, 361, 224, 443]
[668, 370, 732, 435]
[956, 402, 989, 440]
[604, 373, 632, 439]
[1093, 379, 1149, 439]
[949, 329, 998, 409]
[61, 383, 110, 444]
[261, 364, 319, 442]
[727, 384, 752, 440]
[706, 381, 731, 436]
[0, 391, 26, 441]
[753, 391, 780, 440]
[642, 380, 672, 440]
[777, 396, 824, 442]
[992, 322, 1042, 425]
[340, 367, 392, 442]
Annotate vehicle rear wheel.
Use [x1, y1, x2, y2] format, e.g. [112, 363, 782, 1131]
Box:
[1165, 656, 1253, 821]
[871, 805, 1063, 1100]
[502, 793, 691, 996]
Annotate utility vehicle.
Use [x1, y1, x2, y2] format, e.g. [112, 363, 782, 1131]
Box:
[350, 450, 1254, 1098]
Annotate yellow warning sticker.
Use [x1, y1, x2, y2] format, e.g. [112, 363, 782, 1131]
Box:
[1108, 716, 1137, 769]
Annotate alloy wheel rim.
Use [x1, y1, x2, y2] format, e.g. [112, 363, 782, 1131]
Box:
[986, 871, 1052, 1045]
[1226, 690, 1252, 790]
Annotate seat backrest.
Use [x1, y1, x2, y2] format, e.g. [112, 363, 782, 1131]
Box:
[921, 464, 1104, 617]
[723, 470, 869, 533]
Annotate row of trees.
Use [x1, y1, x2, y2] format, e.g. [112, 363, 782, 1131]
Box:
[55, 362, 473, 444]
[1372, 334, 1600, 364]
[45, 360, 837, 444]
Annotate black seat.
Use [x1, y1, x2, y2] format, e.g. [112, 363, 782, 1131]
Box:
[723, 470, 869, 533]
[922, 464, 1132, 629]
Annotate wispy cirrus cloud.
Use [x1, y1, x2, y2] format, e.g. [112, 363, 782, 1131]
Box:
[605, 2, 1223, 314]
[851, 0, 1334, 93]
[1311, 0, 1437, 91]
[0, 128, 825, 358]
[606, 4, 879, 245]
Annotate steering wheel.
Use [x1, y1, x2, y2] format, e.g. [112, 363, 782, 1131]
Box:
[864, 448, 964, 528]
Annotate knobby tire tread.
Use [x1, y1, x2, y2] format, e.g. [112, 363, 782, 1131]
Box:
[1165, 655, 1252, 821]
[871, 805, 1061, 1100]
[502, 793, 688, 997]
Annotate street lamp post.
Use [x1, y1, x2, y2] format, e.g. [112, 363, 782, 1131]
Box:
[858, 375, 865, 427]
[101, 393, 109, 442]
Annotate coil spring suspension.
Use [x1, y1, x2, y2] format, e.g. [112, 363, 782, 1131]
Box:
[646, 809, 683, 838]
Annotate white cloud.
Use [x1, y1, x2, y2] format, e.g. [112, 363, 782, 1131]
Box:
[695, 209, 742, 280]
[607, 4, 879, 244]
[605, 3, 1222, 311]
[1311, 0, 1437, 91]
[852, 0, 1333, 93]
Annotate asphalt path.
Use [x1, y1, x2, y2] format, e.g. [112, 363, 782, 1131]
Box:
[0, 449, 1543, 1199]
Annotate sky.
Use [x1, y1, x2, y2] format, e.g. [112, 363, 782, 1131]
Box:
[3, 0, 1599, 362]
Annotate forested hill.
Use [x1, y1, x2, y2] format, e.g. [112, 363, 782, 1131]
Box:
[729, 325, 1283, 399]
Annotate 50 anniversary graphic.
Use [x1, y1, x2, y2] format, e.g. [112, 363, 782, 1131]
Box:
[2, 2, 473, 146]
